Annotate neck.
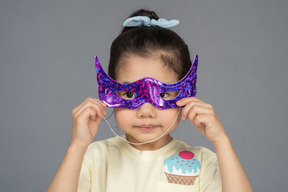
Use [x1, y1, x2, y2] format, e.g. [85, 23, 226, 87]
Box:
[126, 134, 173, 151]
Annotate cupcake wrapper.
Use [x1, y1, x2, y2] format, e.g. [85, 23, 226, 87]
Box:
[165, 173, 198, 185]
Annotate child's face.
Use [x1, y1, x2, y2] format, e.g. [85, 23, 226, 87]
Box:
[114, 55, 181, 149]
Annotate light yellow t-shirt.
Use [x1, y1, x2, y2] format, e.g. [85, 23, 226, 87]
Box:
[78, 136, 222, 192]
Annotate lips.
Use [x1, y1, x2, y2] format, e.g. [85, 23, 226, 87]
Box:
[134, 124, 161, 131]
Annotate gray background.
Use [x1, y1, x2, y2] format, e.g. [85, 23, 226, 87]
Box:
[0, 0, 287, 191]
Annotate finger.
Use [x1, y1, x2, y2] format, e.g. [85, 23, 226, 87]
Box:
[186, 106, 212, 124]
[176, 97, 201, 107]
[83, 98, 107, 114]
[193, 114, 209, 135]
[182, 103, 201, 120]
[186, 105, 213, 124]
[99, 100, 107, 107]
[88, 97, 107, 108]
[177, 97, 212, 108]
[74, 101, 106, 119]
[90, 100, 107, 116]
[77, 106, 97, 122]
[73, 97, 106, 114]
[181, 101, 212, 120]
[193, 114, 214, 129]
[86, 97, 107, 108]
[72, 97, 94, 114]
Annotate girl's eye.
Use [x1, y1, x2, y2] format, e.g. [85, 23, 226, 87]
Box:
[116, 91, 137, 100]
[160, 91, 180, 100]
[125, 92, 135, 98]
[160, 92, 168, 98]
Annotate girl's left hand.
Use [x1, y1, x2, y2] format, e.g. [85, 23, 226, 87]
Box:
[176, 97, 227, 144]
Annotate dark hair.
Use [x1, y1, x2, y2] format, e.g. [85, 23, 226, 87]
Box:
[108, 9, 192, 80]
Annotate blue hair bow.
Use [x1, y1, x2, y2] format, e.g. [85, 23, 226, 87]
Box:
[123, 16, 179, 28]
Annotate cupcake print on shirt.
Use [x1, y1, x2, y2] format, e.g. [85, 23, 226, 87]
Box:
[163, 151, 201, 185]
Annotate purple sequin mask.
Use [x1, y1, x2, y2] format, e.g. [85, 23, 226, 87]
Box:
[95, 55, 198, 109]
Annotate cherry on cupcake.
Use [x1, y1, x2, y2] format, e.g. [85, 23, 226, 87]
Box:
[179, 151, 195, 160]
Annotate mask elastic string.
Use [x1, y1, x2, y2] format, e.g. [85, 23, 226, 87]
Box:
[102, 108, 181, 145]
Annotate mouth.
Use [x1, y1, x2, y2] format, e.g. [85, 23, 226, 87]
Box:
[134, 124, 161, 131]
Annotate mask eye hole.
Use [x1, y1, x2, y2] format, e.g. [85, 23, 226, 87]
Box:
[160, 91, 180, 101]
[116, 91, 137, 100]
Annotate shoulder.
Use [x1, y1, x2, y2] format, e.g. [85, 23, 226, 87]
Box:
[84, 136, 122, 162]
[86, 136, 120, 150]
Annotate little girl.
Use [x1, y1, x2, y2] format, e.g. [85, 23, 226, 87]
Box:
[47, 9, 253, 192]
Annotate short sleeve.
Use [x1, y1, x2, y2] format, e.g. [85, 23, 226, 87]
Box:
[199, 148, 222, 192]
[78, 153, 91, 192]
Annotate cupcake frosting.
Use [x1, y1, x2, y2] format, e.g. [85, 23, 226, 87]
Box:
[164, 151, 201, 176]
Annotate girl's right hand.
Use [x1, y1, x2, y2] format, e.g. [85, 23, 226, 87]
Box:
[70, 97, 107, 149]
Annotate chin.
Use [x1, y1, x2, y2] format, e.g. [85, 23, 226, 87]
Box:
[125, 132, 168, 144]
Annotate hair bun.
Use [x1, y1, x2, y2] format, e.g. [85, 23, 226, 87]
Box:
[121, 9, 159, 33]
[129, 9, 159, 20]
[148, 10, 159, 20]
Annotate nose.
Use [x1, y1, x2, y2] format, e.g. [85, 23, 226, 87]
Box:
[136, 103, 157, 118]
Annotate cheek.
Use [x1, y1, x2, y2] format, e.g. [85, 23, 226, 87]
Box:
[114, 109, 124, 124]
[161, 108, 180, 117]
[114, 109, 133, 126]
[160, 109, 181, 126]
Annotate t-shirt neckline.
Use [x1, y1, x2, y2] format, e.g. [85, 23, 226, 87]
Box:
[118, 135, 178, 161]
